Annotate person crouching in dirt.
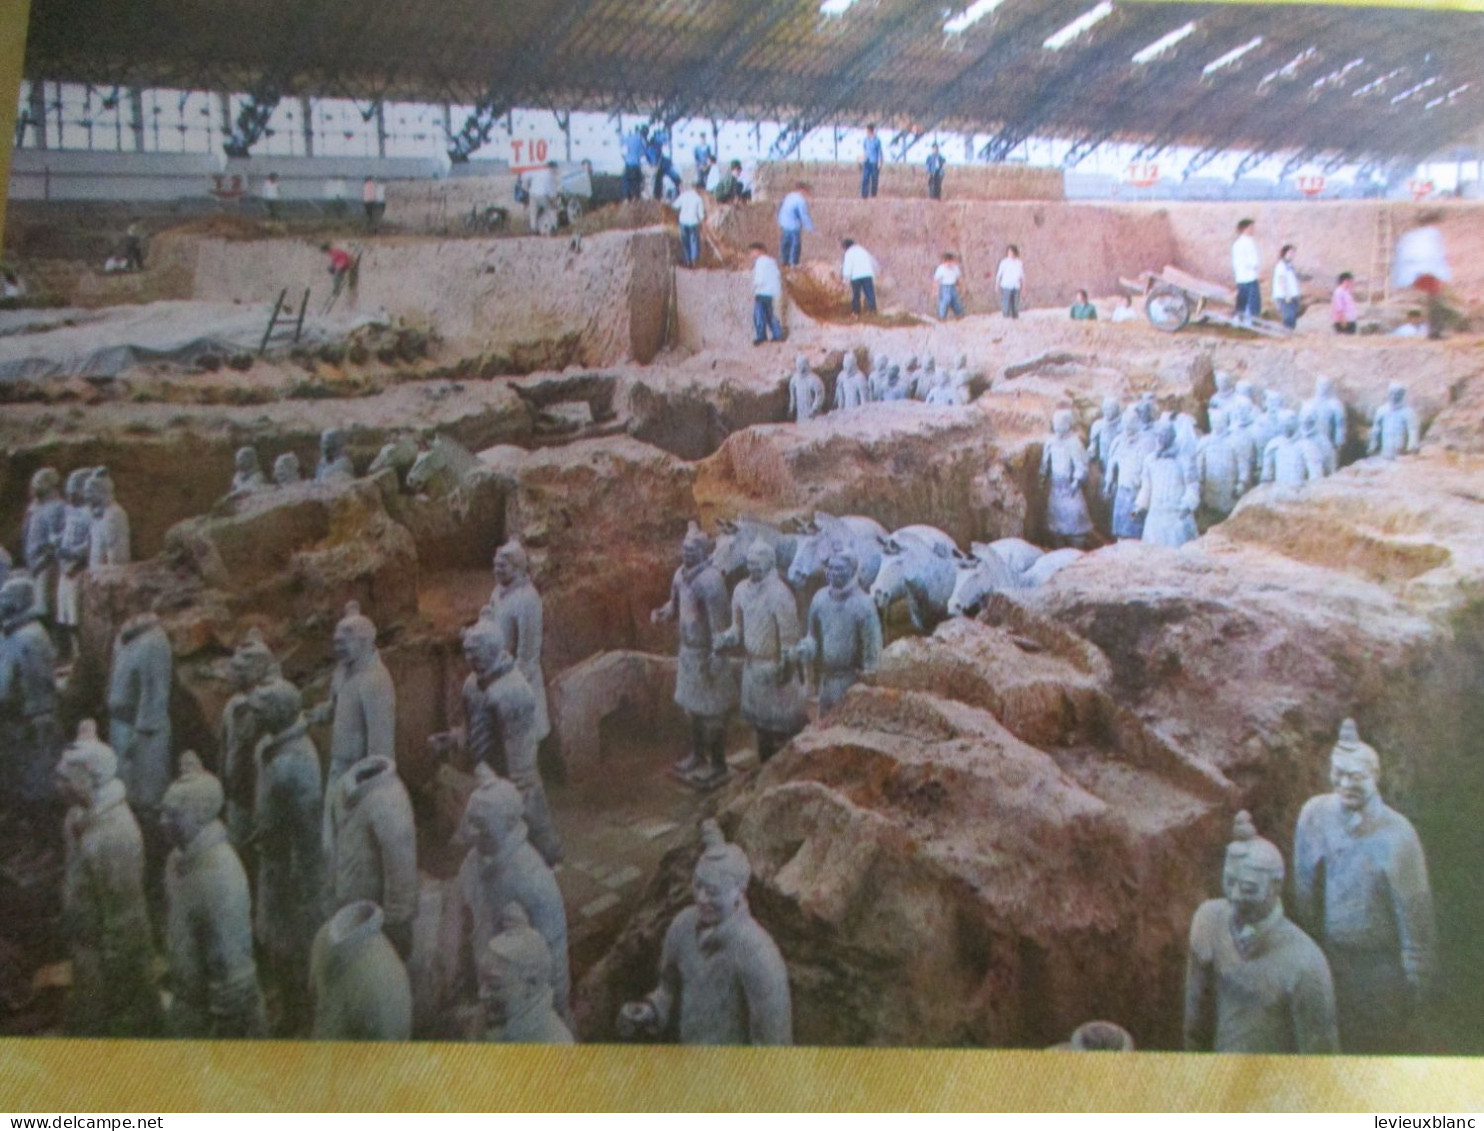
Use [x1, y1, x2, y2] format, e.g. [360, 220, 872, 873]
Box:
[322, 243, 353, 298]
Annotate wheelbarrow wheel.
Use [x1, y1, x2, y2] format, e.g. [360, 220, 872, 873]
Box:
[1146, 286, 1192, 332]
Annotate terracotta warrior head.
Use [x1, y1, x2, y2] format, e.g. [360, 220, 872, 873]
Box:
[1329, 717, 1380, 812]
[1222, 810, 1284, 927]
[692, 819, 750, 927]
[55, 719, 118, 808]
[332, 601, 377, 667]
[160, 752, 224, 849]
[479, 902, 555, 1028]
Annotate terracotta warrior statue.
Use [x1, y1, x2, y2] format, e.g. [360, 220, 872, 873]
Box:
[1230, 400, 1262, 493]
[248, 678, 325, 1034]
[315, 427, 355, 483]
[1368, 382, 1421, 460]
[483, 538, 550, 753]
[923, 367, 965, 406]
[312, 601, 396, 811]
[651, 523, 738, 790]
[272, 452, 302, 487]
[448, 765, 571, 1026]
[449, 619, 562, 864]
[833, 353, 870, 411]
[56, 720, 161, 1036]
[1135, 419, 1199, 548]
[1184, 812, 1338, 1054]
[326, 755, 418, 960]
[1261, 410, 1323, 489]
[618, 819, 792, 1045]
[880, 363, 910, 402]
[1254, 390, 1287, 456]
[228, 446, 269, 498]
[54, 468, 94, 661]
[1293, 719, 1436, 1053]
[949, 353, 972, 396]
[1103, 409, 1147, 542]
[85, 468, 131, 569]
[309, 900, 413, 1040]
[160, 753, 267, 1038]
[1040, 410, 1094, 549]
[1195, 407, 1246, 528]
[220, 629, 281, 861]
[787, 354, 826, 424]
[1089, 397, 1122, 471]
[1299, 407, 1337, 478]
[796, 549, 882, 713]
[713, 542, 808, 765]
[108, 609, 173, 817]
[22, 468, 64, 622]
[1, 574, 61, 826]
[479, 902, 574, 1044]
[1305, 376, 1347, 454]
[868, 354, 890, 402]
[1208, 371, 1238, 426]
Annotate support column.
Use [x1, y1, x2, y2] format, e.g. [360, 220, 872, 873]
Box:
[129, 86, 146, 152]
[300, 95, 314, 156]
[27, 80, 47, 149]
[375, 100, 386, 159]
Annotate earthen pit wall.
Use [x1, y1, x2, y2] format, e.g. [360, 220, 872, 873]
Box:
[187, 227, 674, 365]
[1120, 200, 1484, 306]
[754, 161, 1066, 202]
[713, 200, 1178, 317]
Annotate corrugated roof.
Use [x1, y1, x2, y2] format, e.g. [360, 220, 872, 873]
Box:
[21, 0, 1484, 161]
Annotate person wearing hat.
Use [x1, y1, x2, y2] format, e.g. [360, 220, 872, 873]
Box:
[107, 608, 173, 819]
[618, 819, 791, 1045]
[796, 548, 882, 713]
[56, 720, 162, 1036]
[1, 573, 61, 820]
[312, 601, 396, 814]
[22, 468, 64, 622]
[219, 629, 282, 863]
[248, 679, 324, 1034]
[309, 900, 412, 1040]
[478, 902, 573, 1044]
[1293, 718, 1435, 1053]
[483, 538, 551, 752]
[456, 619, 562, 864]
[446, 765, 570, 1027]
[326, 754, 417, 960]
[160, 753, 267, 1037]
[651, 523, 739, 789]
[1184, 811, 1337, 1053]
[84, 468, 130, 569]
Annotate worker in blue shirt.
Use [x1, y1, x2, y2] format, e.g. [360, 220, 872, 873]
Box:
[861, 123, 883, 199]
[926, 143, 946, 201]
[621, 127, 646, 202]
[776, 182, 815, 267]
[693, 140, 714, 189]
[647, 126, 682, 202]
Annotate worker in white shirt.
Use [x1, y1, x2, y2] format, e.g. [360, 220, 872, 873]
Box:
[261, 172, 282, 221]
[1231, 218, 1262, 326]
[1272, 243, 1301, 330]
[841, 238, 878, 316]
[526, 161, 559, 236]
[749, 243, 785, 345]
[933, 252, 964, 320]
[671, 186, 705, 268]
[994, 244, 1025, 320]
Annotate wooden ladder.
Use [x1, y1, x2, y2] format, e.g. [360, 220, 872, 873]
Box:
[1367, 205, 1394, 306]
[258, 287, 311, 356]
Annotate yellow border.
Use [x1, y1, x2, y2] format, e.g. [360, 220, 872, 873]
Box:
[2, 0, 1483, 1113]
[0, 1043, 1482, 1112]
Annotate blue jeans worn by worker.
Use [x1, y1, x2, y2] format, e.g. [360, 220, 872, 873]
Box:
[861, 162, 880, 198]
[1000, 287, 1020, 319]
[938, 284, 963, 319]
[1278, 298, 1299, 330]
[928, 172, 943, 200]
[753, 296, 783, 343]
[1235, 281, 1261, 321]
[680, 225, 700, 267]
[780, 228, 802, 267]
[622, 165, 643, 201]
[850, 277, 877, 315]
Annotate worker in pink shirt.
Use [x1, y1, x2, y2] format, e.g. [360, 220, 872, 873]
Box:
[1330, 272, 1358, 335]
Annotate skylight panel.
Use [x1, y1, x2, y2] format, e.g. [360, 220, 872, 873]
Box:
[820, 0, 860, 16]
[1044, 2, 1114, 51]
[944, 0, 1007, 35]
[1202, 36, 1262, 76]
[1132, 22, 1196, 65]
